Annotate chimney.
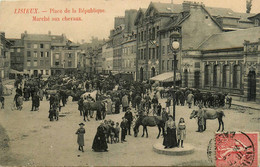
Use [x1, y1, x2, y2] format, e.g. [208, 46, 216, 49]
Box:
[48, 31, 51, 35]
[171, 0, 173, 4]
[24, 30, 27, 34]
[182, 1, 191, 12]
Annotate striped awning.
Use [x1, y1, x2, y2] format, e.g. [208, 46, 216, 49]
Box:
[150, 72, 181, 82]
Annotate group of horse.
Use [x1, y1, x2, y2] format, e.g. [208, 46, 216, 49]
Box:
[133, 107, 225, 139]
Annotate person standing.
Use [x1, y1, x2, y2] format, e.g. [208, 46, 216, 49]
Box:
[187, 93, 194, 108]
[92, 121, 108, 152]
[157, 103, 162, 116]
[122, 94, 129, 112]
[151, 94, 158, 116]
[76, 123, 85, 152]
[166, 96, 171, 113]
[197, 104, 205, 132]
[177, 118, 186, 148]
[120, 117, 128, 142]
[163, 115, 177, 149]
[124, 108, 133, 135]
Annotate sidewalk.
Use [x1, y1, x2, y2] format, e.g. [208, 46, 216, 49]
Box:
[232, 100, 260, 110]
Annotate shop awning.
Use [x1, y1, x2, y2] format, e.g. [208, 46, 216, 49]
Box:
[9, 69, 24, 74]
[150, 72, 181, 82]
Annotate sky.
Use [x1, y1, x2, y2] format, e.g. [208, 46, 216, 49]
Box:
[0, 0, 259, 42]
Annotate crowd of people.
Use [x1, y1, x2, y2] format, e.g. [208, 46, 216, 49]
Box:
[0, 72, 234, 153]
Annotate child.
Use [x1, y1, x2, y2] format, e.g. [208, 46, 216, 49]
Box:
[110, 122, 116, 144]
[177, 118, 186, 148]
[114, 122, 120, 143]
[76, 123, 85, 152]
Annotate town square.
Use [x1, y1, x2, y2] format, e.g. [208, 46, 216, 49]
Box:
[0, 0, 259, 166]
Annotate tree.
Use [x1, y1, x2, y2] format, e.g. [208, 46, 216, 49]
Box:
[246, 0, 253, 13]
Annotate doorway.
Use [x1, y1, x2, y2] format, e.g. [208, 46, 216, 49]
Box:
[248, 71, 256, 101]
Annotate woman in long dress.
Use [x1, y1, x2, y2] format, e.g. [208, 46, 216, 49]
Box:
[76, 123, 85, 152]
[163, 115, 178, 149]
[92, 121, 108, 152]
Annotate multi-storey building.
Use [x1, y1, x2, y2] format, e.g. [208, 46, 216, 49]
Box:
[110, 10, 137, 73]
[183, 27, 260, 102]
[102, 40, 113, 74]
[21, 31, 66, 76]
[121, 31, 137, 79]
[0, 32, 12, 80]
[50, 41, 80, 75]
[8, 38, 24, 72]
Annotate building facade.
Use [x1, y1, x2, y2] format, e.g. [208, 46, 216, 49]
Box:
[182, 27, 260, 102]
[102, 40, 113, 74]
[9, 39, 24, 72]
[50, 42, 80, 75]
[121, 32, 137, 79]
[0, 32, 12, 80]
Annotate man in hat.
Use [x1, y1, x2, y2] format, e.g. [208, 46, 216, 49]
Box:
[124, 107, 133, 135]
[120, 117, 128, 142]
[75, 123, 85, 152]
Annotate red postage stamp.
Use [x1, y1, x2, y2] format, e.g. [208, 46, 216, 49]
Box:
[215, 132, 258, 167]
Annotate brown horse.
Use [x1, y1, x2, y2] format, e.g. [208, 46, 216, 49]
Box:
[82, 101, 106, 122]
[190, 109, 225, 132]
[133, 116, 165, 138]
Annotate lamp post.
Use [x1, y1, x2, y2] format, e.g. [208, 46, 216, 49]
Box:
[170, 32, 180, 121]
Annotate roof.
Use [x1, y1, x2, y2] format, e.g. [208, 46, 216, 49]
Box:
[8, 38, 24, 47]
[198, 27, 260, 51]
[150, 72, 181, 82]
[23, 34, 52, 41]
[147, 2, 182, 14]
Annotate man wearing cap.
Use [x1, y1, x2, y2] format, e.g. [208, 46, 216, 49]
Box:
[124, 108, 133, 135]
[120, 117, 128, 142]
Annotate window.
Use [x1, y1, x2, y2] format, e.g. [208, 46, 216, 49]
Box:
[33, 51, 37, 58]
[156, 46, 159, 59]
[40, 44, 44, 48]
[195, 62, 200, 68]
[27, 60, 31, 67]
[16, 57, 20, 61]
[152, 48, 155, 59]
[222, 65, 228, 87]
[149, 48, 151, 59]
[46, 70, 49, 75]
[162, 60, 165, 71]
[45, 52, 49, 58]
[68, 60, 72, 67]
[27, 43, 31, 48]
[144, 48, 146, 60]
[40, 52, 44, 58]
[213, 65, 218, 87]
[40, 60, 44, 66]
[141, 31, 143, 41]
[55, 61, 60, 66]
[144, 31, 146, 41]
[167, 60, 170, 71]
[233, 65, 240, 88]
[140, 49, 143, 60]
[68, 53, 72, 58]
[40, 70, 43, 74]
[205, 65, 209, 86]
[162, 46, 165, 55]
[17, 48, 20, 53]
[33, 60, 37, 67]
[33, 44, 38, 49]
[27, 51, 31, 57]
[167, 45, 170, 53]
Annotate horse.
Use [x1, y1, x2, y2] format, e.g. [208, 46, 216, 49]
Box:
[133, 116, 165, 138]
[190, 109, 225, 132]
[82, 100, 106, 122]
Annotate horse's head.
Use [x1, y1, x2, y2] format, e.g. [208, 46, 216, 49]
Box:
[190, 110, 198, 119]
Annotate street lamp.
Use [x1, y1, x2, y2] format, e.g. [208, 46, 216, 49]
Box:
[170, 31, 181, 121]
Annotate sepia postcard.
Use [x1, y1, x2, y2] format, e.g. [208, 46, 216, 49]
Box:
[0, 0, 259, 166]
